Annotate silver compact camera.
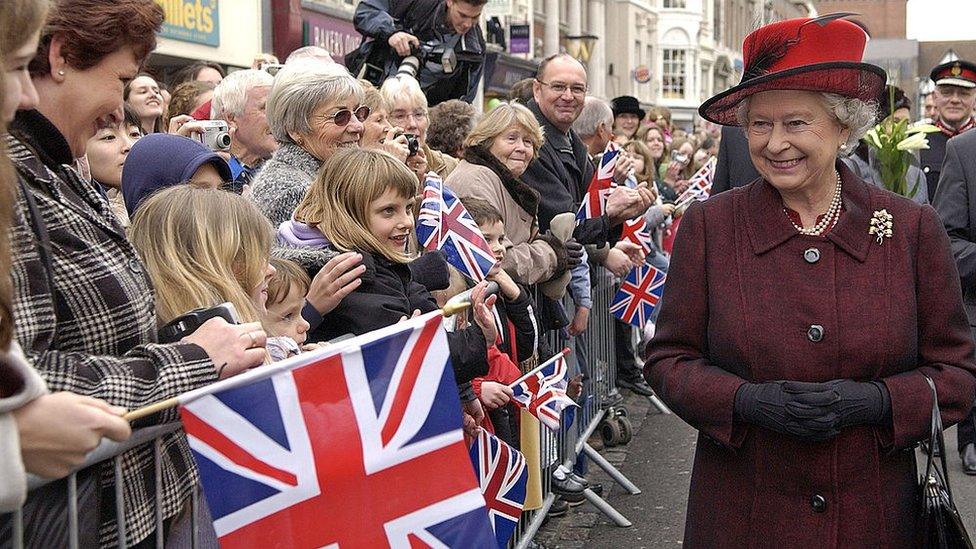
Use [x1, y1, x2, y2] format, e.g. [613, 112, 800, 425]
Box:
[193, 120, 232, 152]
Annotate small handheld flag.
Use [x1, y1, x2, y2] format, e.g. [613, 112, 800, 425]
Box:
[416, 173, 497, 282]
[509, 349, 577, 431]
[610, 263, 667, 327]
[469, 430, 528, 548]
[577, 142, 623, 221]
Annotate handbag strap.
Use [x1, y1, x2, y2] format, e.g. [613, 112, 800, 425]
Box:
[923, 375, 953, 502]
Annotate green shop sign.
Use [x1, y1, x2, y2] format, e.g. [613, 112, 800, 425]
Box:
[156, 0, 220, 46]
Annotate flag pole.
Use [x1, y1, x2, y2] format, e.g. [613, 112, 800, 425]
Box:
[508, 347, 573, 389]
[124, 304, 475, 422]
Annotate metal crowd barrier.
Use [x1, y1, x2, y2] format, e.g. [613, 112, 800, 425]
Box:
[3, 267, 654, 549]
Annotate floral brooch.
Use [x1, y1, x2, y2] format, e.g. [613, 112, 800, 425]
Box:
[868, 209, 893, 245]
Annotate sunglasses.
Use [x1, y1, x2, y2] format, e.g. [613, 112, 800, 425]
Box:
[327, 105, 371, 126]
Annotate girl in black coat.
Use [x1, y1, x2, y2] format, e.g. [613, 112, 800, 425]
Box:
[288, 147, 493, 384]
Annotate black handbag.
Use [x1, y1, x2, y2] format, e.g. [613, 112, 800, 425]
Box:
[920, 376, 974, 549]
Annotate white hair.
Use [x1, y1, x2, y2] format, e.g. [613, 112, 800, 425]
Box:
[380, 75, 428, 111]
[285, 46, 334, 66]
[572, 96, 613, 138]
[736, 92, 877, 155]
[266, 62, 362, 145]
[211, 69, 274, 119]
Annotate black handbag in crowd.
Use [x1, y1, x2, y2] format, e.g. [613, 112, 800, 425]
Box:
[920, 376, 974, 549]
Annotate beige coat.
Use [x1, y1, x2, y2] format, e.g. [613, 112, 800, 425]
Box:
[446, 154, 562, 284]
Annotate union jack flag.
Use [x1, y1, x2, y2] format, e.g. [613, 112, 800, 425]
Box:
[610, 263, 667, 327]
[509, 352, 577, 431]
[676, 156, 717, 205]
[178, 312, 495, 548]
[621, 217, 654, 254]
[576, 142, 622, 221]
[469, 431, 528, 549]
[416, 173, 497, 282]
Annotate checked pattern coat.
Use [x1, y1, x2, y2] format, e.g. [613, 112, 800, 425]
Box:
[5, 110, 217, 547]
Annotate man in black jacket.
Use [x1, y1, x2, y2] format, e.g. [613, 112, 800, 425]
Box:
[350, 0, 486, 105]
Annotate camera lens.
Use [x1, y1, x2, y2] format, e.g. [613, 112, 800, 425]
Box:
[215, 131, 232, 151]
[397, 55, 421, 79]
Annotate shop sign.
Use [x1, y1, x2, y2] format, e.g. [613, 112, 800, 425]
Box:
[303, 12, 362, 61]
[156, 0, 220, 47]
[510, 24, 530, 54]
[633, 65, 651, 84]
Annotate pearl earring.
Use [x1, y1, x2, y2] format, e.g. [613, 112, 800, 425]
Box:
[839, 143, 846, 151]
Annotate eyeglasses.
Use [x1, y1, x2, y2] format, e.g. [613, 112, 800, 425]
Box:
[390, 109, 428, 124]
[536, 79, 587, 96]
[327, 105, 371, 126]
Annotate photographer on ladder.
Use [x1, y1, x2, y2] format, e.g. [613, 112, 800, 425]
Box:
[346, 0, 487, 106]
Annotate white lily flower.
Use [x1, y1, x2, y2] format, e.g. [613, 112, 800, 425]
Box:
[864, 127, 883, 149]
[896, 131, 930, 151]
[906, 123, 940, 134]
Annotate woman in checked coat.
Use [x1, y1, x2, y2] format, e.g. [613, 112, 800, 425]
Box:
[645, 15, 976, 548]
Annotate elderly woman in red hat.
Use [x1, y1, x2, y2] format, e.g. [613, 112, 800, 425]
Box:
[645, 15, 976, 548]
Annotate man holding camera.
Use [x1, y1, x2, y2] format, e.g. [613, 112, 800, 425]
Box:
[210, 69, 278, 192]
[349, 0, 486, 105]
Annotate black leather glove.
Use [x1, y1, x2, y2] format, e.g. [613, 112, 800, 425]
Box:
[564, 239, 584, 267]
[783, 379, 891, 429]
[734, 382, 840, 441]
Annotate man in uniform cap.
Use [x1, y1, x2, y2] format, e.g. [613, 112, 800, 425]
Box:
[921, 60, 976, 201]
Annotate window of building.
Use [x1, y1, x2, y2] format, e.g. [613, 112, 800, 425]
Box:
[663, 0, 686, 7]
[662, 48, 686, 99]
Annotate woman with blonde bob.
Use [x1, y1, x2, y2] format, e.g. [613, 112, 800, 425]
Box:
[129, 186, 275, 326]
[287, 147, 495, 384]
[446, 101, 571, 285]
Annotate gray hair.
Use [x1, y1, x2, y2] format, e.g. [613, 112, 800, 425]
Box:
[736, 92, 877, 155]
[266, 62, 363, 145]
[211, 69, 273, 119]
[380, 75, 428, 111]
[285, 46, 334, 66]
[572, 96, 613, 138]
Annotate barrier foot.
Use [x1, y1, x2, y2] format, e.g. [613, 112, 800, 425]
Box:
[646, 393, 672, 414]
[583, 443, 641, 495]
[514, 494, 556, 549]
[582, 488, 632, 527]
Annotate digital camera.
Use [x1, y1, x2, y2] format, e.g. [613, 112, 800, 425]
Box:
[670, 150, 689, 165]
[260, 62, 285, 76]
[193, 120, 232, 152]
[158, 302, 240, 344]
[402, 133, 420, 157]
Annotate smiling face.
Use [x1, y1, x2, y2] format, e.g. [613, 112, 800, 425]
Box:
[3, 29, 41, 123]
[367, 187, 416, 256]
[934, 84, 976, 127]
[488, 123, 536, 178]
[86, 120, 141, 188]
[643, 127, 665, 160]
[265, 282, 311, 345]
[42, 41, 141, 157]
[744, 90, 849, 196]
[615, 113, 640, 137]
[532, 56, 587, 132]
[126, 75, 163, 121]
[298, 96, 364, 161]
[361, 107, 393, 147]
[232, 85, 277, 161]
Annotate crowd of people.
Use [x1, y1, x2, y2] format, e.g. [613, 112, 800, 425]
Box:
[3, 0, 976, 547]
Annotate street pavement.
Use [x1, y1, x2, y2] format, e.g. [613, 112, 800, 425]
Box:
[541, 400, 976, 548]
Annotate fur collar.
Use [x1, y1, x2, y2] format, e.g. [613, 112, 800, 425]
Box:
[463, 145, 540, 216]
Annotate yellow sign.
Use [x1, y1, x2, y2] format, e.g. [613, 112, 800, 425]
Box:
[156, 0, 219, 46]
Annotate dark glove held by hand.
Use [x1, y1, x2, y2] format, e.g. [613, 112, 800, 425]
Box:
[564, 239, 584, 267]
[734, 382, 839, 441]
[785, 379, 890, 429]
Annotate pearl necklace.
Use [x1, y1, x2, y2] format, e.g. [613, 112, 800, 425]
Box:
[786, 171, 842, 236]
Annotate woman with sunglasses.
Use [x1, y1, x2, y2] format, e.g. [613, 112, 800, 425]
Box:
[250, 62, 368, 228]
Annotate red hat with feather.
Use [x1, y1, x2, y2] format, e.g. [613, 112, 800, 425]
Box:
[699, 13, 886, 126]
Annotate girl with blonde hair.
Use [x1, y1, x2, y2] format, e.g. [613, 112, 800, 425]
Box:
[129, 185, 275, 326]
[288, 147, 496, 385]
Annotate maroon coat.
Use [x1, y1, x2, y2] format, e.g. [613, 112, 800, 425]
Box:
[645, 164, 976, 548]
